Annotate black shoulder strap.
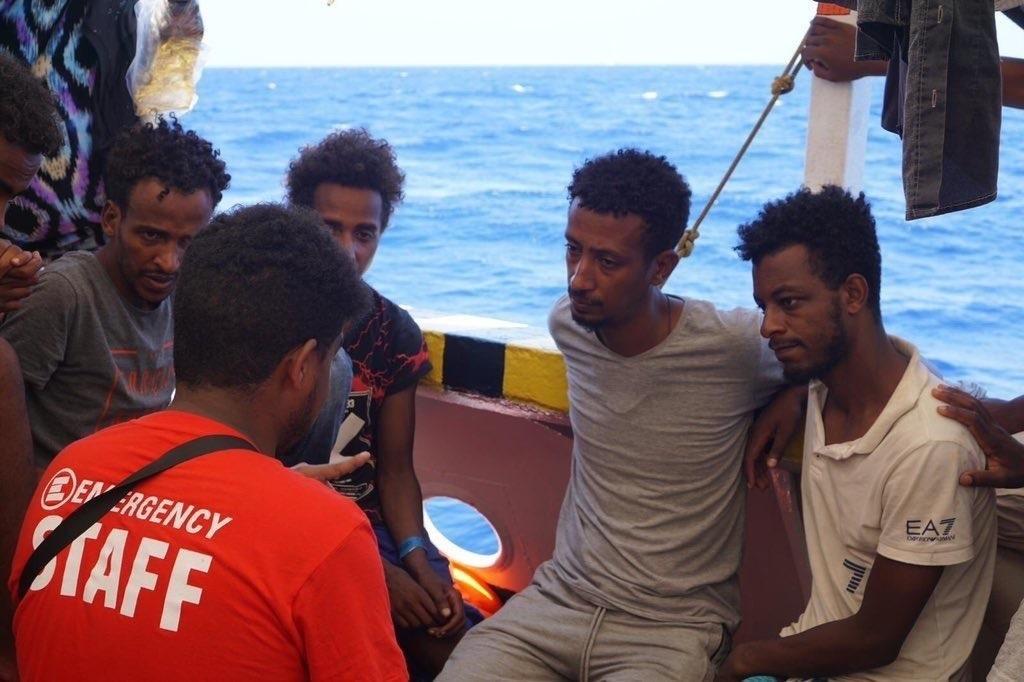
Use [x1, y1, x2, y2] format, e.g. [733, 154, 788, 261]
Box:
[18, 434, 257, 600]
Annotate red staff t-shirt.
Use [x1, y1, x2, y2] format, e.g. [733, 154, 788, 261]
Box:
[8, 411, 407, 682]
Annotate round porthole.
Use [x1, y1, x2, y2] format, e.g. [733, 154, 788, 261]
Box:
[423, 496, 502, 568]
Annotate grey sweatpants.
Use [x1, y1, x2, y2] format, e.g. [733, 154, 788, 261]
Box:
[438, 563, 729, 681]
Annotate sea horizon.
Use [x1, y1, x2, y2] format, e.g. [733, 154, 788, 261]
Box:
[188, 65, 1024, 398]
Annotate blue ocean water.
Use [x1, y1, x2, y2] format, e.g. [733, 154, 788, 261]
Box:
[189, 66, 1024, 399]
[425, 497, 500, 556]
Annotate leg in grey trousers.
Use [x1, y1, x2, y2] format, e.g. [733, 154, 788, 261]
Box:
[439, 562, 728, 681]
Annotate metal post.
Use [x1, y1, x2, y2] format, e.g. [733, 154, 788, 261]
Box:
[803, 4, 873, 193]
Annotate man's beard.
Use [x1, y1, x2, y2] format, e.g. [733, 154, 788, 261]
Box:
[783, 303, 848, 384]
[570, 311, 603, 334]
[568, 290, 605, 333]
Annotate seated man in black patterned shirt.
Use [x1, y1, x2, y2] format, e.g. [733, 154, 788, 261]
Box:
[283, 129, 479, 677]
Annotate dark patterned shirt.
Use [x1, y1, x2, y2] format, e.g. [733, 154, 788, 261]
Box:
[331, 289, 431, 519]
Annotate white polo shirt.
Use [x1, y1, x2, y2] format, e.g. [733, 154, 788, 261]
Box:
[781, 338, 996, 681]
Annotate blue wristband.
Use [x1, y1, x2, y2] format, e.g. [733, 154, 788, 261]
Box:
[398, 535, 427, 561]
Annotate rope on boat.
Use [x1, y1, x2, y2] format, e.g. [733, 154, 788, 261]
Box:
[674, 37, 808, 260]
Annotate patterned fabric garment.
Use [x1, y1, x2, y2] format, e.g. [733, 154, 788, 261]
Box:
[332, 288, 432, 522]
[1, 0, 137, 256]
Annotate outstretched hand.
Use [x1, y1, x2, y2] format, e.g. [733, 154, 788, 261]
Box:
[290, 451, 370, 483]
[745, 384, 807, 490]
[933, 385, 1024, 489]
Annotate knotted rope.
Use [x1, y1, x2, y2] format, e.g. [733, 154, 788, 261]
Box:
[674, 38, 807, 261]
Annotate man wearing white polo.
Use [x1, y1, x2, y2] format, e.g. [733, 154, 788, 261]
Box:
[720, 187, 996, 681]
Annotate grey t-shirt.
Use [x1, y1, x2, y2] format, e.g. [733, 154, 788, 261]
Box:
[547, 295, 783, 627]
[0, 252, 174, 466]
[990, 600, 1024, 682]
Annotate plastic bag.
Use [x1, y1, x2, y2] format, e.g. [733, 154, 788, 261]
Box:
[128, 0, 206, 120]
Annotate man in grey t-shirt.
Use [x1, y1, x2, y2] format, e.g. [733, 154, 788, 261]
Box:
[0, 118, 229, 467]
[441, 150, 783, 681]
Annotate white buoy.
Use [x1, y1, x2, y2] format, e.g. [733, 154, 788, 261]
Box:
[803, 5, 872, 193]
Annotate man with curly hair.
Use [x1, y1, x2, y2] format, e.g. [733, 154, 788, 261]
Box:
[0, 117, 229, 468]
[285, 128, 477, 677]
[441, 150, 785, 680]
[718, 187, 996, 681]
[9, 203, 407, 681]
[0, 51, 64, 677]
[0, 51, 63, 315]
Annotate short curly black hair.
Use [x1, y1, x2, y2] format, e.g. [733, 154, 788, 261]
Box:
[568, 149, 692, 260]
[286, 128, 405, 229]
[104, 117, 230, 209]
[736, 185, 882, 317]
[0, 51, 63, 156]
[174, 203, 370, 391]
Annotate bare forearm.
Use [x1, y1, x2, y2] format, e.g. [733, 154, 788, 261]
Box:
[376, 386, 430, 574]
[1002, 58, 1024, 110]
[987, 394, 1024, 433]
[379, 468, 426, 542]
[812, 55, 1023, 109]
[379, 468, 432, 577]
[853, 58, 888, 79]
[722, 554, 941, 679]
[726, 617, 897, 679]
[982, 394, 1024, 434]
[0, 466, 32, 656]
[0, 343, 36, 656]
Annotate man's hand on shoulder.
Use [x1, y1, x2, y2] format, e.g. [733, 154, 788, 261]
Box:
[0, 240, 43, 313]
[933, 385, 1024, 489]
[745, 383, 807, 489]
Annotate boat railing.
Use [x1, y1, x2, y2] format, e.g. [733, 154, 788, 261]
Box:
[411, 312, 811, 641]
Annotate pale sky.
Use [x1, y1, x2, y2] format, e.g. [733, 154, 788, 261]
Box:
[202, 1, 1024, 67]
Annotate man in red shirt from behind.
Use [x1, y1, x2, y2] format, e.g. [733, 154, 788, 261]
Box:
[8, 203, 408, 681]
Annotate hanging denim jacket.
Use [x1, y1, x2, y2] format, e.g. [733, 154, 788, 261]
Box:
[821, 1, 1001, 219]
